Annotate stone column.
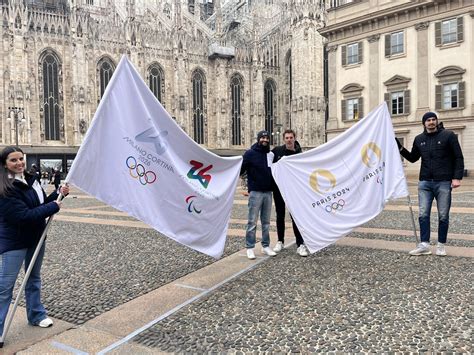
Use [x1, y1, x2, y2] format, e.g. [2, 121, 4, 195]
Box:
[214, 57, 229, 149]
[415, 21, 430, 118]
[368, 34, 380, 112]
[250, 59, 264, 143]
[326, 44, 338, 130]
[470, 12, 474, 115]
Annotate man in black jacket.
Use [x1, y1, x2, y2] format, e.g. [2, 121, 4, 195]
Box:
[271, 129, 309, 257]
[240, 130, 277, 260]
[397, 111, 464, 256]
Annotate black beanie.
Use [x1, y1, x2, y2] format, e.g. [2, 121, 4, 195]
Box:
[422, 111, 437, 125]
[257, 130, 270, 141]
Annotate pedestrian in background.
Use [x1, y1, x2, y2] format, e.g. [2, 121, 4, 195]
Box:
[40, 170, 49, 190]
[51, 169, 61, 190]
[28, 164, 40, 182]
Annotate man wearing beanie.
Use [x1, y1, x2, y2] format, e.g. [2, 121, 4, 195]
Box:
[396, 111, 464, 256]
[240, 130, 277, 259]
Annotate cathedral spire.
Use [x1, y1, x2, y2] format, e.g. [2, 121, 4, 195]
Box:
[290, 0, 327, 27]
[214, 0, 223, 38]
[174, 0, 183, 28]
[126, 0, 136, 19]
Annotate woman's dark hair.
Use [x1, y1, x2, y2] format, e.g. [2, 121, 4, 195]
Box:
[0, 146, 24, 197]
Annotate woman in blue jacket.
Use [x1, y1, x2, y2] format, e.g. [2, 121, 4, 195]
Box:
[0, 146, 68, 336]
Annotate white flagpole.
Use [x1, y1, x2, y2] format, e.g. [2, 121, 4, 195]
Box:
[0, 193, 64, 348]
[407, 195, 419, 245]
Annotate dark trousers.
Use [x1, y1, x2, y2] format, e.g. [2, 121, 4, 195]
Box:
[273, 187, 304, 247]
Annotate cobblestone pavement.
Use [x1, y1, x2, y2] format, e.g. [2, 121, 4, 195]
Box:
[11, 180, 474, 353]
[134, 246, 472, 353]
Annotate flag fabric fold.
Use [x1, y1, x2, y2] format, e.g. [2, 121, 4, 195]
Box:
[271, 103, 408, 253]
[67, 56, 242, 258]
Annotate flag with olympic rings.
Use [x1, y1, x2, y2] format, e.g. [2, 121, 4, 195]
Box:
[66, 56, 242, 258]
[271, 102, 409, 253]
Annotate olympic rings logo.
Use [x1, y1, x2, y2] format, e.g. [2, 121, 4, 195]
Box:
[325, 199, 345, 213]
[126, 156, 157, 185]
[376, 176, 383, 185]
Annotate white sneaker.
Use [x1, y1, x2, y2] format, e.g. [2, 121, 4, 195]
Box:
[273, 241, 284, 253]
[297, 245, 309, 257]
[246, 248, 256, 260]
[436, 243, 447, 256]
[262, 247, 276, 257]
[409, 242, 431, 256]
[37, 317, 53, 328]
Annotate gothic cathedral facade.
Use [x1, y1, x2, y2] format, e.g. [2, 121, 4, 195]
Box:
[1, 0, 327, 171]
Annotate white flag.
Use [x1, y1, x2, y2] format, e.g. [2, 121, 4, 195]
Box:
[67, 56, 242, 258]
[271, 103, 408, 253]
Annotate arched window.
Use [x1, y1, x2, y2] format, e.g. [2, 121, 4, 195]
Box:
[230, 74, 243, 145]
[264, 79, 276, 145]
[39, 51, 62, 141]
[192, 70, 205, 144]
[97, 57, 115, 99]
[147, 64, 165, 103]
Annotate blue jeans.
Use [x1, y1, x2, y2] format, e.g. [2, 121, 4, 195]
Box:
[245, 191, 272, 249]
[418, 180, 452, 244]
[0, 243, 47, 336]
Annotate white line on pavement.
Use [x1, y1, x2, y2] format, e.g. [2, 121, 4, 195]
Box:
[51, 341, 89, 355]
[174, 283, 208, 292]
[96, 251, 274, 354]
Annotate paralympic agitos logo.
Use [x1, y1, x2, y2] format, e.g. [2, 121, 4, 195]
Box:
[186, 195, 202, 214]
[361, 142, 385, 183]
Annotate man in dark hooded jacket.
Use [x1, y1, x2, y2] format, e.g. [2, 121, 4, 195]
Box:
[396, 111, 464, 256]
[240, 130, 277, 260]
[271, 129, 309, 257]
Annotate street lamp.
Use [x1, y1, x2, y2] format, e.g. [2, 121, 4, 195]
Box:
[8, 107, 25, 147]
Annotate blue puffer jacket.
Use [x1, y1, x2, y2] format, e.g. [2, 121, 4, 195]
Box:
[240, 143, 273, 192]
[0, 173, 60, 254]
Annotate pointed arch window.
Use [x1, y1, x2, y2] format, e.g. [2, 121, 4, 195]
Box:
[231, 74, 243, 145]
[147, 64, 165, 103]
[15, 14, 21, 29]
[98, 57, 115, 99]
[192, 70, 205, 144]
[40, 52, 62, 141]
[264, 79, 276, 145]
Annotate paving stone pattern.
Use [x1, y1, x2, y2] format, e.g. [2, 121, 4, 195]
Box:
[134, 246, 473, 353]
[9, 184, 472, 351]
[14, 222, 243, 325]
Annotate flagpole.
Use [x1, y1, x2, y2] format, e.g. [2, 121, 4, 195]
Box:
[407, 195, 419, 245]
[0, 192, 64, 348]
